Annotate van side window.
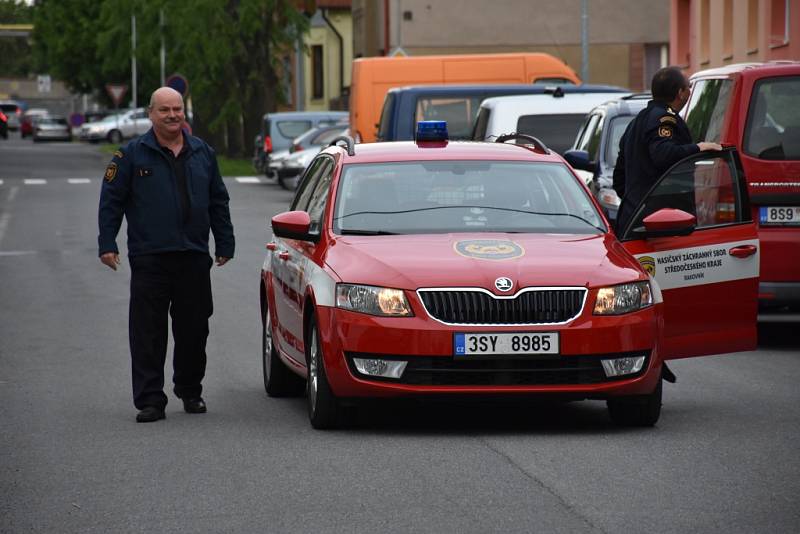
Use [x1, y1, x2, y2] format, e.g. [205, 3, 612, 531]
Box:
[416, 97, 483, 139]
[684, 79, 733, 143]
[574, 113, 604, 162]
[743, 76, 800, 160]
[473, 108, 491, 141]
[277, 120, 313, 139]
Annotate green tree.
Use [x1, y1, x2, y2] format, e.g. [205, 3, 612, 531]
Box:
[32, 0, 312, 156]
[0, 0, 34, 77]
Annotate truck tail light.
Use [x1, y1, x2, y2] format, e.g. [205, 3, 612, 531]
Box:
[263, 135, 273, 154]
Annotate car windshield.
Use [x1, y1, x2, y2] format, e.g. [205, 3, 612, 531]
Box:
[333, 160, 605, 235]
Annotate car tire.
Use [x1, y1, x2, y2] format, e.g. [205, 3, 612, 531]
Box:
[306, 314, 339, 429]
[108, 130, 122, 144]
[607, 379, 662, 427]
[262, 303, 304, 397]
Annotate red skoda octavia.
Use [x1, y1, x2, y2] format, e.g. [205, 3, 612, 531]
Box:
[260, 123, 759, 429]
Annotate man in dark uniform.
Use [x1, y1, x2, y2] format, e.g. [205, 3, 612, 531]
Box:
[613, 66, 722, 234]
[98, 87, 235, 423]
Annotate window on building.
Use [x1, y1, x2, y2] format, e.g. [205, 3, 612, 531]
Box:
[312, 45, 324, 100]
[770, 0, 789, 47]
[700, 0, 711, 64]
[723, 0, 734, 58]
[748, 0, 759, 53]
[676, 0, 691, 66]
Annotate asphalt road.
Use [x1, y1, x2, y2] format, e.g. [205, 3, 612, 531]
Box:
[1, 136, 798, 533]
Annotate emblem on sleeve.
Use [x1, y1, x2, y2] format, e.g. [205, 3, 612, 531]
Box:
[658, 126, 673, 138]
[104, 162, 118, 183]
[113, 150, 124, 159]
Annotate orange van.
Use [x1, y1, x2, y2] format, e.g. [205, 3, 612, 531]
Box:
[349, 52, 580, 143]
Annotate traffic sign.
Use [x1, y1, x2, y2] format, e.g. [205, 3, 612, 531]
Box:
[166, 74, 189, 96]
[106, 84, 128, 107]
[37, 75, 51, 93]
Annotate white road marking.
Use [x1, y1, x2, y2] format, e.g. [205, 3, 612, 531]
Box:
[0, 180, 3, 186]
[24, 179, 47, 185]
[68, 179, 91, 184]
[235, 177, 261, 184]
[0, 250, 37, 256]
[0, 213, 9, 245]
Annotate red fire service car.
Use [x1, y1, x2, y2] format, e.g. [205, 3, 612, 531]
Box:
[260, 121, 758, 429]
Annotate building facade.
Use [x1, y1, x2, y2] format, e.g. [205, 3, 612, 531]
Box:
[351, 0, 670, 91]
[670, 0, 798, 74]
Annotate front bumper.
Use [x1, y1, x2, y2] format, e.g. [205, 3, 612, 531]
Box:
[313, 304, 663, 399]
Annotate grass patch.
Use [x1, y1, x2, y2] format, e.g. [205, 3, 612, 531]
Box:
[97, 143, 255, 177]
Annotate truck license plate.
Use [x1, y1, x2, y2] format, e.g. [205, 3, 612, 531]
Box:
[760, 206, 800, 226]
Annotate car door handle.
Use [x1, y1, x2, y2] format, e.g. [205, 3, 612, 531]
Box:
[265, 242, 277, 251]
[278, 251, 290, 261]
[729, 245, 757, 258]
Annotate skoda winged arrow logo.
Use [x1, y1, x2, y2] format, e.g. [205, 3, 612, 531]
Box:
[494, 277, 514, 292]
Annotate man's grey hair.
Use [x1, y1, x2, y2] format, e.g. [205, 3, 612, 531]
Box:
[148, 87, 184, 110]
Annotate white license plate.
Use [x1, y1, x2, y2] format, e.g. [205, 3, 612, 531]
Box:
[760, 206, 800, 225]
[454, 332, 559, 356]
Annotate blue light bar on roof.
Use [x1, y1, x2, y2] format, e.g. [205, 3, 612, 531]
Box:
[416, 120, 448, 142]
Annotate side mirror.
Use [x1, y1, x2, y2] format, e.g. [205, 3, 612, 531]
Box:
[563, 149, 596, 173]
[271, 211, 317, 242]
[639, 208, 696, 237]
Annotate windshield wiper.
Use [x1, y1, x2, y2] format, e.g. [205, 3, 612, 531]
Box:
[339, 229, 398, 235]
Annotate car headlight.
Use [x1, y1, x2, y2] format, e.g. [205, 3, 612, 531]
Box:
[336, 284, 413, 317]
[593, 281, 652, 315]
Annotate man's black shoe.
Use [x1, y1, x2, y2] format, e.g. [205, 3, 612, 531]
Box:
[136, 406, 166, 423]
[183, 397, 207, 414]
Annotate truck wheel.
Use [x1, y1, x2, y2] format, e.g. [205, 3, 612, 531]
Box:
[607, 379, 662, 427]
[108, 130, 122, 144]
[262, 304, 304, 397]
[306, 314, 339, 429]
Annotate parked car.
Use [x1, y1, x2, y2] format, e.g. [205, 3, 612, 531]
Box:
[682, 61, 800, 313]
[252, 111, 348, 177]
[275, 123, 350, 190]
[21, 108, 50, 138]
[471, 90, 631, 154]
[563, 94, 651, 221]
[261, 124, 758, 429]
[78, 108, 150, 143]
[0, 110, 8, 139]
[0, 100, 23, 131]
[378, 84, 629, 142]
[32, 116, 72, 142]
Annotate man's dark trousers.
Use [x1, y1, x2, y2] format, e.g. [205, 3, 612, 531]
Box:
[129, 251, 213, 410]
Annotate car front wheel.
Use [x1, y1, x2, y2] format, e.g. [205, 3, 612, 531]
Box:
[262, 304, 304, 397]
[607, 379, 662, 427]
[108, 129, 122, 144]
[306, 314, 339, 429]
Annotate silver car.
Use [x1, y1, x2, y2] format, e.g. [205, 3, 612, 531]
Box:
[32, 116, 72, 142]
[79, 108, 151, 143]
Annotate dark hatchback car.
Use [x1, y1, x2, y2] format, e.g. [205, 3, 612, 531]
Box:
[376, 83, 629, 142]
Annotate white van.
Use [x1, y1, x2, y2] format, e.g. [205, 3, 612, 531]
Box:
[472, 89, 630, 154]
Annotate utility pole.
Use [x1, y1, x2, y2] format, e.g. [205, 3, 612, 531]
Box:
[160, 9, 166, 86]
[131, 14, 138, 108]
[581, 0, 589, 83]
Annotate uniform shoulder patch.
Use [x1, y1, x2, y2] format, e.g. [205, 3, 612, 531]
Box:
[113, 150, 124, 159]
[104, 162, 118, 183]
[659, 115, 677, 125]
[658, 125, 673, 138]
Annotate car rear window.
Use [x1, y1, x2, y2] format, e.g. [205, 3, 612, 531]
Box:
[415, 96, 484, 140]
[39, 118, 68, 125]
[377, 93, 395, 141]
[516, 114, 587, 154]
[276, 120, 312, 139]
[605, 115, 635, 168]
[684, 79, 733, 143]
[334, 161, 605, 235]
[743, 76, 800, 160]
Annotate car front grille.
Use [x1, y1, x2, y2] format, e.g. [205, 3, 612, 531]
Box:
[418, 288, 586, 325]
[346, 352, 649, 386]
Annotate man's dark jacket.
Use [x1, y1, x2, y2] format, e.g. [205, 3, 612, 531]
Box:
[98, 129, 235, 258]
[613, 100, 699, 233]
